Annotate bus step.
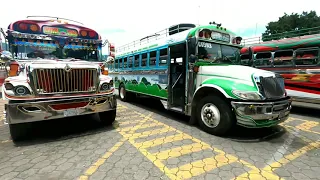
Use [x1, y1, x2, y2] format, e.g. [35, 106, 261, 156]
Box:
[169, 106, 183, 113]
[160, 100, 168, 109]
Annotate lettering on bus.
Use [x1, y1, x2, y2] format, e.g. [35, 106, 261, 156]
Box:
[42, 26, 78, 37]
[198, 42, 213, 48]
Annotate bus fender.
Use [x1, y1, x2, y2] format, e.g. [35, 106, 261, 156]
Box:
[188, 84, 231, 125]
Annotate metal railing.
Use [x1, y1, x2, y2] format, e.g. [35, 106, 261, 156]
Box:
[116, 24, 196, 54]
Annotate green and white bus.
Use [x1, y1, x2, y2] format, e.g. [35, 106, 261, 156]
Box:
[107, 23, 292, 135]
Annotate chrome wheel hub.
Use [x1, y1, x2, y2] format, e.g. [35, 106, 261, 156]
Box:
[200, 103, 221, 128]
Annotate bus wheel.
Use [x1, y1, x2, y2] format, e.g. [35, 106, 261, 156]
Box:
[196, 95, 235, 136]
[119, 84, 128, 101]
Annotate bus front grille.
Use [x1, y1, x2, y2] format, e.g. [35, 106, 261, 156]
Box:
[32, 68, 98, 94]
[260, 76, 286, 99]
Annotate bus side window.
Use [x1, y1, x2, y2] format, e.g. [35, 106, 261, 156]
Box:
[123, 57, 128, 68]
[149, 51, 156, 67]
[274, 50, 294, 66]
[115, 59, 119, 71]
[128, 56, 133, 68]
[134, 54, 140, 67]
[141, 53, 147, 67]
[240, 54, 250, 65]
[119, 58, 123, 69]
[159, 48, 167, 66]
[295, 48, 319, 66]
[255, 52, 272, 66]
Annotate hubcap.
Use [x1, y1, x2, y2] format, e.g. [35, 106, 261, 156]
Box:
[120, 87, 125, 99]
[200, 103, 221, 128]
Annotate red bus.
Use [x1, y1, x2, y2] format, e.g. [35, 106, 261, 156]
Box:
[240, 34, 320, 109]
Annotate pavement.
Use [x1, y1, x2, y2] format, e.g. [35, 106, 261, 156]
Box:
[0, 97, 319, 180]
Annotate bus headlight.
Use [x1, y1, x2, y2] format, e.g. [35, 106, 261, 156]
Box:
[232, 90, 263, 100]
[14, 85, 31, 96]
[100, 80, 113, 92]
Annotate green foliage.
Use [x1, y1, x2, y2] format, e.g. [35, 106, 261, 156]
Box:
[262, 11, 320, 41]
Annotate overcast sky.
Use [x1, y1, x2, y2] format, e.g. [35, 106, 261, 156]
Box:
[0, 0, 319, 53]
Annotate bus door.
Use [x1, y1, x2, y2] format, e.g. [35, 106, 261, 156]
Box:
[167, 43, 187, 112]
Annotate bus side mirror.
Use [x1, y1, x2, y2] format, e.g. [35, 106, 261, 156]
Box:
[0, 51, 13, 61]
[248, 47, 254, 66]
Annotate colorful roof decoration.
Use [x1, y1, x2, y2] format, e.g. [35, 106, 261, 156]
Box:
[6, 18, 102, 44]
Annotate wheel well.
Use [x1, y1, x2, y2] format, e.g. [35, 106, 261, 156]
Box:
[191, 87, 229, 122]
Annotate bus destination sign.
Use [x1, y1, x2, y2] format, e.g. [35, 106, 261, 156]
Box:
[211, 31, 230, 43]
[42, 26, 78, 37]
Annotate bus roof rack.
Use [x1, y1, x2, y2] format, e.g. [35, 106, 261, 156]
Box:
[26, 16, 84, 25]
[117, 23, 196, 52]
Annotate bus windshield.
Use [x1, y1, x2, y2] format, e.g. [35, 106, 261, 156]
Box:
[197, 41, 240, 64]
[10, 42, 102, 61]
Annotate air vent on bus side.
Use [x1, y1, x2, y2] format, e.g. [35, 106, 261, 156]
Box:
[168, 23, 196, 35]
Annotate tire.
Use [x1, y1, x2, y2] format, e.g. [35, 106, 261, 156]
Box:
[99, 109, 116, 126]
[119, 83, 136, 102]
[118, 84, 128, 102]
[9, 123, 30, 142]
[196, 95, 235, 136]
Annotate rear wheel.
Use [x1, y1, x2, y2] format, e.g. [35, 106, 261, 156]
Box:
[99, 109, 116, 126]
[196, 95, 235, 136]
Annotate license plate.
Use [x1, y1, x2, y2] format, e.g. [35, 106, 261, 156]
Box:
[63, 108, 79, 117]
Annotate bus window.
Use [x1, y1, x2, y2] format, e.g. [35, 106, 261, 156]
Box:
[159, 49, 167, 66]
[240, 54, 250, 65]
[123, 57, 128, 68]
[119, 58, 123, 69]
[274, 50, 293, 66]
[149, 51, 156, 67]
[295, 49, 319, 66]
[254, 52, 272, 66]
[115, 59, 119, 70]
[134, 54, 139, 67]
[128, 56, 133, 68]
[141, 53, 147, 67]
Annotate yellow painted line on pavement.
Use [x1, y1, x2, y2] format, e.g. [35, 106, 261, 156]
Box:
[234, 126, 320, 180]
[1, 140, 12, 144]
[115, 104, 281, 180]
[78, 138, 127, 180]
[284, 122, 320, 135]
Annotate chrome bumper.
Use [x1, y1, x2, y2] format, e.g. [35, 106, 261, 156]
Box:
[5, 94, 117, 124]
[231, 97, 292, 128]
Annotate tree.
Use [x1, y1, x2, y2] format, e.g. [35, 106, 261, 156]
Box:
[262, 11, 320, 41]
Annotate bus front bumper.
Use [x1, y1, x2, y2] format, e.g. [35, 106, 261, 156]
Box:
[5, 94, 117, 125]
[231, 97, 292, 128]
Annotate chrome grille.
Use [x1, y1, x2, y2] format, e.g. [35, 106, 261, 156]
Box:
[259, 76, 285, 99]
[32, 68, 98, 94]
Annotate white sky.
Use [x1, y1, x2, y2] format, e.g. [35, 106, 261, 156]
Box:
[0, 0, 319, 54]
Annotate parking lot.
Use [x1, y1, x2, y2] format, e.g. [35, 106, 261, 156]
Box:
[0, 97, 319, 180]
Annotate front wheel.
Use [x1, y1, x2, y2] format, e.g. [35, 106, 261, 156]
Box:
[196, 95, 235, 136]
[9, 123, 31, 142]
[99, 109, 116, 126]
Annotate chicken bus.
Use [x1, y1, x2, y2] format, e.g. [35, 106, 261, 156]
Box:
[240, 34, 320, 109]
[106, 23, 292, 136]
